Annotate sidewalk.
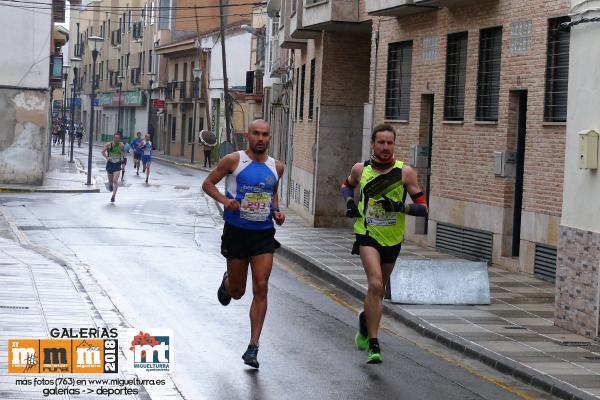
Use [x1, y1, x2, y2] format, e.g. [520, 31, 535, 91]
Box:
[0, 147, 99, 193]
[152, 151, 214, 173]
[0, 151, 182, 399]
[275, 208, 600, 400]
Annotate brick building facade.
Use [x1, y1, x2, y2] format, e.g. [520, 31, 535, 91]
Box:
[270, 0, 572, 279]
[370, 0, 571, 277]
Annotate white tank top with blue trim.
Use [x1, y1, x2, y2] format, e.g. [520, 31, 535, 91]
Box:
[223, 151, 278, 230]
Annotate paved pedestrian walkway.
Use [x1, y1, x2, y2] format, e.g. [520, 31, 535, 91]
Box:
[276, 208, 600, 400]
[0, 147, 99, 193]
[151, 151, 214, 173]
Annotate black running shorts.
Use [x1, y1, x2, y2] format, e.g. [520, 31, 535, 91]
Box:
[106, 161, 122, 174]
[133, 152, 142, 161]
[352, 234, 402, 264]
[221, 222, 281, 260]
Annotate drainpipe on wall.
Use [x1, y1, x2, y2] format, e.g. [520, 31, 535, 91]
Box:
[364, 20, 380, 161]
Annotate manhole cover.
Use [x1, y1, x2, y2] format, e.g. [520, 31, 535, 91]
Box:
[0, 305, 29, 310]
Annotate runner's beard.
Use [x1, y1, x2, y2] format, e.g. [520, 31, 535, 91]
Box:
[250, 143, 268, 154]
[371, 152, 395, 170]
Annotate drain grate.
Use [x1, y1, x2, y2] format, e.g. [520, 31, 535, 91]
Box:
[0, 305, 29, 310]
[584, 356, 600, 360]
[560, 341, 591, 347]
[503, 326, 526, 330]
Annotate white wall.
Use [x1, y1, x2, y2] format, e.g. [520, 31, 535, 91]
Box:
[0, 3, 51, 88]
[561, 0, 600, 232]
[208, 30, 252, 90]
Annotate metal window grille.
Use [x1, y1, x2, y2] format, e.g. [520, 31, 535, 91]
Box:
[534, 243, 557, 282]
[476, 27, 502, 121]
[294, 183, 300, 202]
[385, 41, 413, 120]
[308, 59, 316, 120]
[444, 32, 468, 121]
[300, 64, 306, 120]
[303, 190, 310, 210]
[544, 17, 570, 122]
[290, 180, 295, 200]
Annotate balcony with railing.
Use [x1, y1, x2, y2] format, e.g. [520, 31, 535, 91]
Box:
[279, 0, 307, 49]
[73, 43, 84, 57]
[366, 0, 440, 17]
[130, 68, 141, 85]
[165, 81, 176, 101]
[290, 0, 319, 39]
[132, 22, 143, 40]
[111, 29, 122, 47]
[302, 0, 363, 30]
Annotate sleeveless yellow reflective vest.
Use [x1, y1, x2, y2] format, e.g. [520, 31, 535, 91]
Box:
[353, 160, 406, 246]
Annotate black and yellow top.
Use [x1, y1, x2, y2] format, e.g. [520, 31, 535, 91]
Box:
[353, 160, 406, 247]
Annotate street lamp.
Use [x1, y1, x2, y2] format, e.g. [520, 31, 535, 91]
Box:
[191, 67, 202, 164]
[61, 64, 71, 156]
[86, 35, 103, 186]
[146, 72, 156, 144]
[69, 57, 81, 163]
[116, 74, 124, 134]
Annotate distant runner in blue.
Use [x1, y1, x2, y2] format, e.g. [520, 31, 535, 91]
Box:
[139, 134, 153, 184]
[202, 119, 285, 369]
[130, 132, 143, 176]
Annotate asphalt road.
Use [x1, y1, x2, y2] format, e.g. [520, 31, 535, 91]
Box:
[0, 148, 555, 400]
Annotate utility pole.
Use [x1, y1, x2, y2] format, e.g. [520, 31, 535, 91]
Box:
[219, 0, 232, 143]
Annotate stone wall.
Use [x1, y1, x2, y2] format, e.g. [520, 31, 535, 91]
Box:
[554, 226, 600, 338]
[0, 88, 48, 185]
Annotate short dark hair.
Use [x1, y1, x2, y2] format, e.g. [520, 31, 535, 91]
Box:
[371, 124, 396, 141]
[114, 132, 122, 137]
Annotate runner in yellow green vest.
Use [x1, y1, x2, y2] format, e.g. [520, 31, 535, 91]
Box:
[340, 124, 428, 364]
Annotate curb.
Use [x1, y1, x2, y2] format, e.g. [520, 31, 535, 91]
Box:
[152, 155, 213, 173]
[0, 186, 100, 193]
[276, 243, 598, 400]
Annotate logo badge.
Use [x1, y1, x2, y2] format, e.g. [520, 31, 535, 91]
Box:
[8, 340, 39, 373]
[122, 329, 173, 373]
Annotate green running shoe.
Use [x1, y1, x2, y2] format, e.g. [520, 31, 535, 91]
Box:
[355, 311, 369, 350]
[367, 348, 382, 364]
[355, 332, 368, 351]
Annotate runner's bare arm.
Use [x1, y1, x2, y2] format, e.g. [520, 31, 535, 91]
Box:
[202, 152, 240, 208]
[101, 144, 109, 160]
[273, 160, 285, 225]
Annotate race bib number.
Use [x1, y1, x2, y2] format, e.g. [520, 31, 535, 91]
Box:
[144, 149, 151, 155]
[240, 193, 272, 222]
[365, 199, 396, 226]
[110, 156, 121, 163]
